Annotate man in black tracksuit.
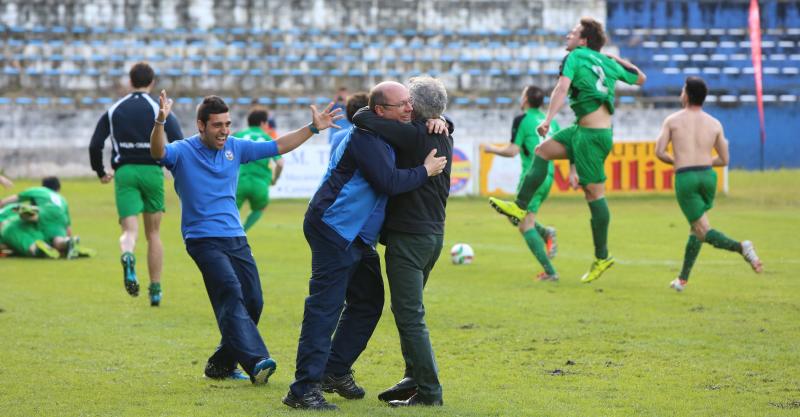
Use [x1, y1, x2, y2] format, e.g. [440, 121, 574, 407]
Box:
[352, 76, 453, 407]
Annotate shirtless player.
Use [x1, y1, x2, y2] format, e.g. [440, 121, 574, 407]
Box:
[655, 76, 763, 292]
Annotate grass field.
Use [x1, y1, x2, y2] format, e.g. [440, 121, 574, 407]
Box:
[1, 170, 798, 416]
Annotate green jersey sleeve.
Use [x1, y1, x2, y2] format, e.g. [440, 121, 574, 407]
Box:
[560, 53, 577, 79]
[613, 59, 640, 85]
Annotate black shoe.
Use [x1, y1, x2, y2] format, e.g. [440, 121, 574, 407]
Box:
[203, 361, 237, 379]
[282, 386, 338, 410]
[388, 393, 443, 407]
[377, 377, 417, 402]
[321, 370, 365, 399]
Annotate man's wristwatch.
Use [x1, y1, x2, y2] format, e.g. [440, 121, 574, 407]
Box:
[308, 122, 319, 134]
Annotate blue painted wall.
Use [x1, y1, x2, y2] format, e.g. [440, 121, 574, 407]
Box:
[608, 1, 800, 169]
[607, 0, 800, 29]
[705, 103, 800, 169]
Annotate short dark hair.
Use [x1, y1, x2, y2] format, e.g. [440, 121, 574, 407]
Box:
[42, 176, 60, 192]
[196, 96, 229, 123]
[368, 88, 388, 111]
[129, 62, 154, 89]
[346, 93, 369, 121]
[524, 85, 545, 108]
[579, 17, 607, 51]
[247, 108, 269, 127]
[684, 76, 708, 106]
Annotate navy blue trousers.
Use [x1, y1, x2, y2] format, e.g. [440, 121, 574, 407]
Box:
[290, 220, 384, 396]
[185, 237, 269, 375]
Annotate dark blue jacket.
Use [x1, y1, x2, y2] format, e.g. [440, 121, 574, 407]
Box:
[305, 127, 428, 249]
[88, 92, 183, 177]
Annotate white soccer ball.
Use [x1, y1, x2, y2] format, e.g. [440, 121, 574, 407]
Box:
[450, 243, 474, 265]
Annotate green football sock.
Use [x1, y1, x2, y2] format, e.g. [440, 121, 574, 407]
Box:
[242, 210, 263, 231]
[534, 222, 548, 239]
[703, 229, 742, 253]
[523, 228, 556, 275]
[515, 155, 548, 209]
[679, 235, 702, 280]
[148, 282, 161, 295]
[588, 198, 610, 259]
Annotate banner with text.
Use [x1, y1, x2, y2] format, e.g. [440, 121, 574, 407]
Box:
[271, 143, 476, 198]
[479, 142, 727, 196]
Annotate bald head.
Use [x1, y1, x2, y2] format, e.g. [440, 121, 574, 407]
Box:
[368, 81, 406, 109]
[369, 81, 413, 122]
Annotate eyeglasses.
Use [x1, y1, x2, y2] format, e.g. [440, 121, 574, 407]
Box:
[379, 98, 413, 108]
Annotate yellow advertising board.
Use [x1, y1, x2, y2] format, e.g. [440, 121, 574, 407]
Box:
[479, 142, 727, 196]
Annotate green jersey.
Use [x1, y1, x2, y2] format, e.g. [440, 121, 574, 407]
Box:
[234, 126, 281, 181]
[560, 46, 640, 118]
[18, 187, 70, 226]
[513, 108, 560, 177]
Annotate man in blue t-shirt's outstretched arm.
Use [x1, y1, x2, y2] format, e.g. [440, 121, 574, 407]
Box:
[150, 90, 342, 384]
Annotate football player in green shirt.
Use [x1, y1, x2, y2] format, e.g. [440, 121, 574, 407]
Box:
[234, 108, 284, 232]
[0, 177, 91, 258]
[490, 17, 646, 283]
[485, 85, 561, 281]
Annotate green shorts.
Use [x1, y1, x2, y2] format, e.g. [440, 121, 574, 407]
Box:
[518, 163, 554, 213]
[552, 125, 613, 186]
[38, 204, 69, 241]
[114, 164, 165, 219]
[236, 176, 270, 211]
[675, 166, 717, 223]
[1, 218, 44, 256]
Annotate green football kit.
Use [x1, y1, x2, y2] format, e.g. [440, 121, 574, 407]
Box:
[553, 46, 640, 186]
[514, 108, 559, 213]
[504, 46, 642, 279]
[0, 214, 43, 256]
[114, 164, 166, 219]
[17, 187, 71, 240]
[674, 166, 717, 223]
[235, 126, 281, 211]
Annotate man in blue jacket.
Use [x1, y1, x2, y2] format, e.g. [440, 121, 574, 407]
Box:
[283, 82, 447, 411]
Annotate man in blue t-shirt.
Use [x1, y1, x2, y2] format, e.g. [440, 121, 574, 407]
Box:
[150, 90, 342, 385]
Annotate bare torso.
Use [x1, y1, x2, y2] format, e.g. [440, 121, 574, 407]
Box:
[578, 104, 612, 129]
[665, 109, 723, 169]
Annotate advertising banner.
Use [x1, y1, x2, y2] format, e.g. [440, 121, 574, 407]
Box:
[270, 142, 476, 198]
[480, 142, 727, 196]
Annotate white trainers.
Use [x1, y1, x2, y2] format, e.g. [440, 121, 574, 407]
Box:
[740, 241, 763, 273]
[545, 227, 558, 259]
[670, 278, 687, 292]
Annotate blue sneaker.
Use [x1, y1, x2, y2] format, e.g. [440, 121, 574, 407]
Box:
[251, 358, 277, 385]
[121, 252, 139, 297]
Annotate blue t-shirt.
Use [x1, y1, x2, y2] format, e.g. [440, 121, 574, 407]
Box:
[328, 126, 352, 160]
[162, 134, 279, 239]
[328, 118, 352, 144]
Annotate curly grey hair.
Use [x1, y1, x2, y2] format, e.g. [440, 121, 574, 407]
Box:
[407, 76, 448, 120]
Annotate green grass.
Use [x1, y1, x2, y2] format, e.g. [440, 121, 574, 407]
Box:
[1, 170, 798, 416]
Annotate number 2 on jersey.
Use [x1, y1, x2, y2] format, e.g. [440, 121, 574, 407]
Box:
[592, 65, 608, 94]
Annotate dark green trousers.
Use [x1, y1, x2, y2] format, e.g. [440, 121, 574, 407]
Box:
[383, 230, 443, 402]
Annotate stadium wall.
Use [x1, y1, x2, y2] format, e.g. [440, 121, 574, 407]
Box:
[2, 102, 796, 180]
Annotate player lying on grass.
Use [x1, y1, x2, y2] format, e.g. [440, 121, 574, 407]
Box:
[0, 177, 93, 259]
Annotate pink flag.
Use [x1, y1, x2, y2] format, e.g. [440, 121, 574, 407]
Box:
[749, 0, 766, 143]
